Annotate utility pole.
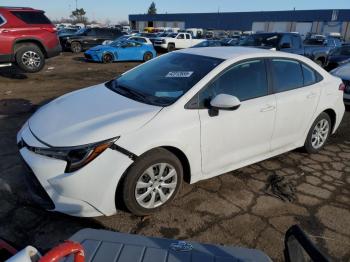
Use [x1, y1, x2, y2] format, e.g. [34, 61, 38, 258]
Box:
[75, 0, 78, 10]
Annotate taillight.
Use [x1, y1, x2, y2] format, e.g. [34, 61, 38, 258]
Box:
[339, 83, 346, 91]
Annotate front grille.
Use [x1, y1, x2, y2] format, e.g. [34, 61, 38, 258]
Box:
[20, 157, 55, 210]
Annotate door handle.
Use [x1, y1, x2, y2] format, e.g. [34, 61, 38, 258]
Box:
[307, 93, 317, 99]
[260, 105, 275, 112]
[1, 29, 9, 33]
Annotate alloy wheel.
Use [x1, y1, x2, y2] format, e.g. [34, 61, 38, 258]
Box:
[135, 163, 178, 209]
[22, 51, 41, 70]
[311, 119, 329, 149]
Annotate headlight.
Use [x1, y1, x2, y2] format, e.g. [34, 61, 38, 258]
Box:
[30, 137, 119, 173]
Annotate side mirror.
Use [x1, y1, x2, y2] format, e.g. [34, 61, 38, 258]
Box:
[210, 94, 241, 111]
[284, 225, 330, 262]
[280, 42, 291, 49]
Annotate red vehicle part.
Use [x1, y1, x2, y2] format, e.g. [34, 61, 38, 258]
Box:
[39, 241, 85, 262]
[0, 239, 17, 254]
[0, 6, 61, 72]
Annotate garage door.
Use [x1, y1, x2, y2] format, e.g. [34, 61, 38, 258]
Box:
[295, 22, 312, 38]
[252, 22, 266, 32]
[271, 22, 289, 32]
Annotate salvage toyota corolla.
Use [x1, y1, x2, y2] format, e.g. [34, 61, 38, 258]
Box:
[18, 47, 345, 217]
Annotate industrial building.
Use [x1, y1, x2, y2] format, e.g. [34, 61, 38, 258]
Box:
[129, 9, 350, 40]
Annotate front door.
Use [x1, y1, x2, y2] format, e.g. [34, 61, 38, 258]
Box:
[198, 59, 276, 175]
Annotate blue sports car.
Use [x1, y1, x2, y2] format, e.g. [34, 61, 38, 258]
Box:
[84, 40, 157, 63]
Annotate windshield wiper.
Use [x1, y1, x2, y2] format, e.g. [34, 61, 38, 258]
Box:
[115, 85, 151, 104]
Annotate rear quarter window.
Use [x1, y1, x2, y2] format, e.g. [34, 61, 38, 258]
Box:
[0, 14, 6, 26]
[11, 11, 51, 24]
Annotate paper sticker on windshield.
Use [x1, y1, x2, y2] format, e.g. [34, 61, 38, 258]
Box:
[166, 71, 193, 78]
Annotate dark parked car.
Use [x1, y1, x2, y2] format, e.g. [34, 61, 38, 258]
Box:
[221, 37, 241, 46]
[58, 28, 79, 37]
[326, 44, 350, 70]
[240, 32, 330, 66]
[330, 62, 350, 105]
[0, 6, 61, 72]
[304, 34, 343, 48]
[192, 40, 223, 48]
[60, 28, 125, 53]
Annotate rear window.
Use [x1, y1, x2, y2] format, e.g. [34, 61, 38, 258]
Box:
[0, 15, 5, 26]
[271, 59, 303, 93]
[11, 11, 51, 24]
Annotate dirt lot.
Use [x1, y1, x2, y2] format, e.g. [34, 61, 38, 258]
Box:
[0, 53, 350, 261]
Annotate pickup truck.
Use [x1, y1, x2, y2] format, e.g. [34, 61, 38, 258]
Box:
[153, 32, 205, 52]
[240, 32, 331, 67]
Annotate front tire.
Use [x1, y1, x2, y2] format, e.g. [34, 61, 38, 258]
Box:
[304, 112, 331, 153]
[15, 44, 45, 73]
[102, 53, 113, 63]
[70, 42, 82, 53]
[122, 148, 183, 216]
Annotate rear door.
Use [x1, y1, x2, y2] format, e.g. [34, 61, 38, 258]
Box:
[0, 12, 13, 57]
[269, 58, 321, 151]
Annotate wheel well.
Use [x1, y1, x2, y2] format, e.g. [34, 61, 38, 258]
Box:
[14, 40, 47, 57]
[315, 56, 325, 63]
[162, 146, 191, 184]
[323, 109, 336, 132]
[168, 42, 175, 47]
[114, 146, 191, 211]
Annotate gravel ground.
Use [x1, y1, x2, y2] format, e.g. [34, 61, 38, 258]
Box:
[0, 53, 349, 261]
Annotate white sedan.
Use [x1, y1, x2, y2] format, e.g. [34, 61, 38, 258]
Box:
[18, 47, 345, 217]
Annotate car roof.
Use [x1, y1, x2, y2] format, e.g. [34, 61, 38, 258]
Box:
[177, 47, 286, 60]
[0, 6, 42, 12]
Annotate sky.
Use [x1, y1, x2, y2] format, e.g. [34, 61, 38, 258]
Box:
[2, 0, 350, 23]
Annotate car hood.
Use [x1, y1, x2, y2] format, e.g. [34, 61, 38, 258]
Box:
[28, 84, 162, 147]
[330, 63, 350, 80]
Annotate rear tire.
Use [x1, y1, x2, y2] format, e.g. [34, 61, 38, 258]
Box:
[70, 42, 82, 53]
[315, 58, 324, 67]
[143, 52, 153, 62]
[304, 112, 331, 154]
[102, 53, 113, 63]
[15, 44, 45, 73]
[122, 148, 183, 216]
[167, 43, 175, 52]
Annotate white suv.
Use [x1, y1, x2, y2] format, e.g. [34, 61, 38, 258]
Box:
[18, 47, 345, 217]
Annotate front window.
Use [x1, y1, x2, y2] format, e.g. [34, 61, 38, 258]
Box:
[199, 59, 268, 105]
[106, 53, 223, 106]
[240, 34, 281, 48]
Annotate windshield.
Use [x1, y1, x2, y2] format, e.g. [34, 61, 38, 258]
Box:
[75, 28, 87, 35]
[240, 34, 281, 47]
[105, 53, 223, 106]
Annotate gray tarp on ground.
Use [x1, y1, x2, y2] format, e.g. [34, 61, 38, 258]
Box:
[65, 228, 271, 262]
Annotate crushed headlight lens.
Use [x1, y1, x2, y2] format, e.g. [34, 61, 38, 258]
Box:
[29, 137, 119, 172]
